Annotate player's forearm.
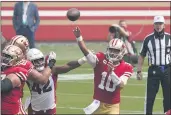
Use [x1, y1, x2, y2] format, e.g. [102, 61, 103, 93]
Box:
[111, 24, 129, 37]
[53, 57, 87, 75]
[40, 58, 56, 84]
[110, 71, 130, 90]
[54, 61, 81, 74]
[77, 37, 97, 67]
[118, 26, 129, 37]
[137, 55, 145, 71]
[116, 76, 129, 89]
[67, 58, 87, 69]
[29, 67, 52, 85]
[77, 36, 89, 56]
[117, 81, 125, 89]
[40, 67, 52, 84]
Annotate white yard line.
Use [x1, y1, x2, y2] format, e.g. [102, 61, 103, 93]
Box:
[58, 80, 145, 86]
[23, 91, 162, 99]
[57, 72, 148, 81]
[56, 106, 163, 114]
[56, 92, 162, 100]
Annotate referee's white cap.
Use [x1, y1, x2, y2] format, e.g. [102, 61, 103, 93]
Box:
[153, 15, 165, 24]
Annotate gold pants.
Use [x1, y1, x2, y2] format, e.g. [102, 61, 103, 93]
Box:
[93, 102, 120, 114]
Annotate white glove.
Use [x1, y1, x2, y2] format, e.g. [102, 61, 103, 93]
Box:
[46, 51, 56, 64]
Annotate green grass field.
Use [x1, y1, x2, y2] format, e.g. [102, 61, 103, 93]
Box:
[22, 42, 164, 114]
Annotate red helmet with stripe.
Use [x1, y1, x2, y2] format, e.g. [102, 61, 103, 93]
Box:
[9, 35, 29, 54]
[106, 38, 127, 62]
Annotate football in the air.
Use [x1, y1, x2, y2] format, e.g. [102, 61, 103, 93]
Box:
[67, 8, 80, 21]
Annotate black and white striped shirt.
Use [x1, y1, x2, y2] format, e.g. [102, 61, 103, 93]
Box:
[140, 32, 171, 66]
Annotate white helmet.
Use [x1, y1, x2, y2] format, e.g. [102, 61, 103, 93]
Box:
[106, 38, 127, 62]
[26, 48, 45, 71]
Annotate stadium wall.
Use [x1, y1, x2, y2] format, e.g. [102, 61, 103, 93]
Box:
[1, 2, 170, 42]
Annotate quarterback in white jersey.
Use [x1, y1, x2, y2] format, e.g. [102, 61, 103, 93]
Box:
[25, 48, 86, 114]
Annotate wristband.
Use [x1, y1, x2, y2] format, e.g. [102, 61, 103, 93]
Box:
[48, 59, 56, 69]
[78, 56, 87, 65]
[76, 36, 83, 42]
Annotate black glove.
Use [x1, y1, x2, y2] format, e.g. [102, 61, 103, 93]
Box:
[46, 51, 56, 69]
[48, 59, 56, 69]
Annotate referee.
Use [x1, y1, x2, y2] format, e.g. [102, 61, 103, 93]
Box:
[137, 15, 171, 114]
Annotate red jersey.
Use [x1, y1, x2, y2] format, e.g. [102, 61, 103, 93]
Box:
[1, 66, 29, 114]
[93, 52, 133, 104]
[16, 59, 34, 72]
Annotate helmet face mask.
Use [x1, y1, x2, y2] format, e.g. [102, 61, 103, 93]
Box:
[26, 48, 45, 72]
[1, 53, 14, 65]
[32, 57, 45, 71]
[106, 39, 127, 62]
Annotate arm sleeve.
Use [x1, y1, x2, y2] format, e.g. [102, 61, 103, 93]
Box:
[86, 51, 98, 68]
[120, 63, 133, 85]
[1, 78, 13, 93]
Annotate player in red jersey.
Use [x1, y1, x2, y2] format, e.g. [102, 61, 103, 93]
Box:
[1, 37, 56, 114]
[73, 27, 133, 114]
[8, 35, 56, 85]
[1, 45, 29, 114]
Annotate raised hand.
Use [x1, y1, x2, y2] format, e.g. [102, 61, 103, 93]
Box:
[73, 26, 81, 38]
[47, 51, 56, 62]
[45, 51, 56, 69]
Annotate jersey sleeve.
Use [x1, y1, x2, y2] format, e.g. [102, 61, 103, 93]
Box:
[122, 63, 133, 78]
[96, 52, 105, 62]
[19, 60, 34, 73]
[15, 67, 29, 82]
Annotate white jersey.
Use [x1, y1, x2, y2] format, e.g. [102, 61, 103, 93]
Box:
[27, 74, 57, 111]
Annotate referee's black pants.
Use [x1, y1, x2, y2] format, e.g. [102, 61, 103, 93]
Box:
[145, 65, 170, 114]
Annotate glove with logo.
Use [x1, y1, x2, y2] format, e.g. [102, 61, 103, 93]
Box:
[45, 51, 56, 69]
